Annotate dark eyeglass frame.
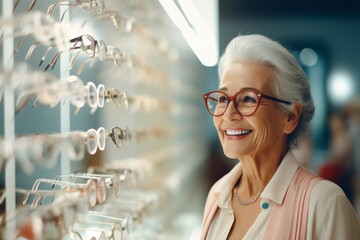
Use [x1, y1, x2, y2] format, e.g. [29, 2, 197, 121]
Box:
[203, 89, 292, 117]
[108, 127, 124, 148]
[43, 34, 98, 71]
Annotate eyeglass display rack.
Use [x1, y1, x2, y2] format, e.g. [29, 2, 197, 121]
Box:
[1, 0, 209, 239]
[2, 0, 16, 235]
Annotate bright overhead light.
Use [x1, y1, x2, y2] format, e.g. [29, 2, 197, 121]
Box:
[328, 70, 355, 105]
[158, 0, 218, 66]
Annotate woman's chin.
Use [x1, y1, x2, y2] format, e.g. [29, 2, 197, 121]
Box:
[223, 149, 242, 160]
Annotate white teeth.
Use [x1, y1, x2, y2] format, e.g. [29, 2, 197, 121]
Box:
[225, 130, 251, 136]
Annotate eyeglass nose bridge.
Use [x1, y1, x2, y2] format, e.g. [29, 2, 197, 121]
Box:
[222, 94, 242, 116]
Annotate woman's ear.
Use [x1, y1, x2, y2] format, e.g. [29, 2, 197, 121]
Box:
[283, 103, 303, 134]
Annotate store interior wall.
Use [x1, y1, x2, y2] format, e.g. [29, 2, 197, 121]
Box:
[0, 2, 209, 177]
[1, 1, 212, 238]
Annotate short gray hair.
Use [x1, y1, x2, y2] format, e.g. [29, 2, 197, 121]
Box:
[218, 34, 314, 148]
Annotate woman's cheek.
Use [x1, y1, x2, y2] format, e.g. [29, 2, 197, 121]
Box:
[253, 127, 269, 151]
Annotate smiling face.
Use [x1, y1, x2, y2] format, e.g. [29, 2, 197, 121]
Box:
[214, 62, 291, 160]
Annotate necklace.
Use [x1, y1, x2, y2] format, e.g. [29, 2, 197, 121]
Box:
[235, 185, 262, 206]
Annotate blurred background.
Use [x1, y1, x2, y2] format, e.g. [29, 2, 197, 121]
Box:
[1, 0, 360, 239]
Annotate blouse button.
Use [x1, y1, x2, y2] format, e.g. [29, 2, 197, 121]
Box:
[262, 202, 269, 209]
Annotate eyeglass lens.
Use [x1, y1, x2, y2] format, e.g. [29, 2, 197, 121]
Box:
[86, 129, 98, 155]
[111, 127, 123, 148]
[86, 179, 97, 207]
[86, 83, 98, 108]
[109, 89, 122, 107]
[97, 127, 106, 151]
[112, 222, 123, 240]
[112, 175, 121, 197]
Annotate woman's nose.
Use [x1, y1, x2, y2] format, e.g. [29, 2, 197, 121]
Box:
[222, 101, 243, 120]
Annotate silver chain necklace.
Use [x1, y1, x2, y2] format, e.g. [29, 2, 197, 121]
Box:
[235, 185, 262, 206]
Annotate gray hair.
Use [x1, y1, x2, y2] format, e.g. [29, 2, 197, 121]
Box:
[218, 34, 314, 148]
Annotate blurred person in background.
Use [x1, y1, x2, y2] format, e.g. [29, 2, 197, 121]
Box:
[344, 98, 360, 215]
[200, 34, 360, 240]
[318, 111, 353, 201]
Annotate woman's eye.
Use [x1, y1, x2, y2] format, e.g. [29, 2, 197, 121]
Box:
[242, 96, 257, 103]
[218, 96, 228, 103]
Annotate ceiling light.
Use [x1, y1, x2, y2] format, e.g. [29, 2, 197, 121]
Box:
[158, 0, 218, 66]
[328, 70, 355, 105]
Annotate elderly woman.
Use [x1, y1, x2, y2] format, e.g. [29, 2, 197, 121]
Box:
[201, 34, 360, 240]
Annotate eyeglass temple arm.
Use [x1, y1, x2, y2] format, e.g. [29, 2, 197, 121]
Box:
[70, 174, 100, 183]
[70, 35, 83, 44]
[45, 47, 80, 71]
[73, 106, 81, 115]
[15, 91, 37, 116]
[16, 188, 57, 205]
[14, 35, 28, 53]
[51, 174, 74, 189]
[69, 35, 96, 53]
[87, 210, 128, 223]
[27, 0, 37, 11]
[25, 38, 56, 61]
[56, 173, 98, 187]
[68, 7, 80, 24]
[70, 45, 98, 71]
[33, 178, 80, 193]
[41, 35, 83, 70]
[13, 0, 37, 12]
[90, 167, 135, 185]
[13, 0, 21, 12]
[32, 95, 61, 109]
[69, 50, 83, 69]
[262, 94, 292, 105]
[39, 46, 55, 67]
[47, 2, 78, 18]
[60, 6, 72, 22]
[23, 178, 57, 204]
[25, 41, 42, 61]
[77, 57, 96, 75]
[80, 14, 93, 29]
[31, 194, 47, 208]
[72, 45, 100, 73]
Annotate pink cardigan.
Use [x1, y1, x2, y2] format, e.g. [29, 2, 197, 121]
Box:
[200, 167, 320, 240]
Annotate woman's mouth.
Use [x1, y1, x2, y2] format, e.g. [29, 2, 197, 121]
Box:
[225, 129, 252, 136]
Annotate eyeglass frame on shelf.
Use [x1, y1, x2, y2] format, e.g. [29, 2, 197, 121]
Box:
[53, 174, 107, 205]
[43, 34, 99, 71]
[78, 172, 125, 198]
[47, 0, 105, 18]
[30, 178, 98, 208]
[0, 11, 69, 51]
[86, 210, 134, 236]
[87, 166, 137, 188]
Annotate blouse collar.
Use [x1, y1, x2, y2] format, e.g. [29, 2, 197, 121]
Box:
[216, 150, 300, 209]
